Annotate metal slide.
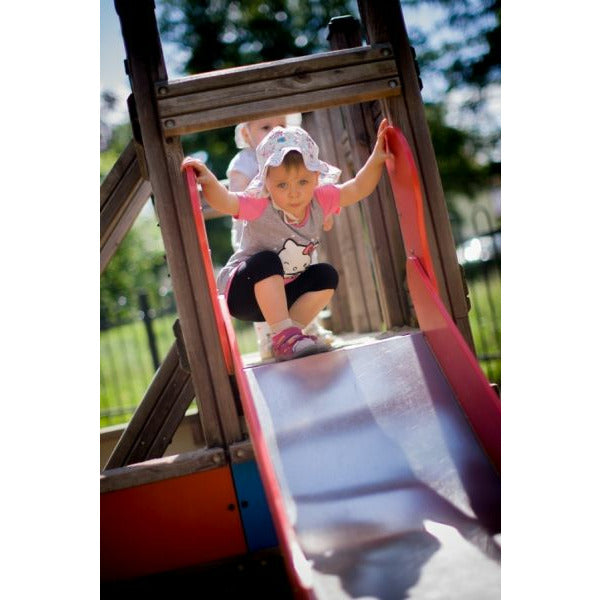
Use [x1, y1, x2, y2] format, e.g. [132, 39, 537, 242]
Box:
[243, 333, 500, 599]
[185, 124, 500, 598]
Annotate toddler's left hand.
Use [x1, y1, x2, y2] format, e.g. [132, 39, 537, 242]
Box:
[374, 118, 394, 164]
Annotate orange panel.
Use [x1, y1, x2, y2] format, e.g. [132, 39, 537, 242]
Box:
[101, 466, 247, 581]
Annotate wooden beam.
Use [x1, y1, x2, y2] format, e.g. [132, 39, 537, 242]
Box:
[100, 140, 152, 273]
[103, 341, 195, 470]
[115, 0, 242, 447]
[305, 109, 383, 332]
[156, 45, 401, 136]
[303, 114, 353, 333]
[101, 447, 226, 494]
[328, 17, 412, 329]
[356, 0, 475, 350]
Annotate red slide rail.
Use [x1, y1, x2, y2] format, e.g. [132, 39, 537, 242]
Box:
[384, 126, 500, 472]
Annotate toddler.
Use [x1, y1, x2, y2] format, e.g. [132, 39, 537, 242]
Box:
[182, 119, 392, 361]
[228, 115, 333, 359]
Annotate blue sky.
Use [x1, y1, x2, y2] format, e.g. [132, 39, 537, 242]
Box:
[100, 0, 128, 94]
[101, 0, 187, 123]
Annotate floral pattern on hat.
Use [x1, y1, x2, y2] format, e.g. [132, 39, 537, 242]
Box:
[243, 126, 341, 198]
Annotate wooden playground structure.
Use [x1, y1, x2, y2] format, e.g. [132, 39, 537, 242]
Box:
[100, 1, 500, 597]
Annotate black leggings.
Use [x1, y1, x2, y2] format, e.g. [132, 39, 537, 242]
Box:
[226, 250, 339, 322]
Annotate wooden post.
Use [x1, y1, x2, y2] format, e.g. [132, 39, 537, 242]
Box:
[356, 0, 475, 349]
[304, 109, 383, 333]
[114, 0, 242, 446]
[328, 16, 413, 330]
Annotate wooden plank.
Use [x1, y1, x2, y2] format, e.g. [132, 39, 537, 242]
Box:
[356, 0, 475, 350]
[305, 109, 382, 332]
[157, 44, 394, 97]
[159, 77, 401, 137]
[158, 59, 398, 118]
[100, 447, 226, 493]
[103, 342, 191, 469]
[302, 111, 353, 333]
[145, 377, 195, 458]
[115, 0, 242, 447]
[328, 17, 411, 330]
[100, 140, 152, 272]
[101, 140, 137, 211]
[367, 101, 416, 325]
[325, 107, 383, 332]
[124, 354, 194, 465]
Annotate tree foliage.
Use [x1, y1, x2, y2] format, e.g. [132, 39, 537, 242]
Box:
[403, 0, 500, 91]
[101, 102, 170, 326]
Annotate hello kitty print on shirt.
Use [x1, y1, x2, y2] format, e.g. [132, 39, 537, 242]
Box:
[278, 238, 318, 279]
[215, 184, 341, 295]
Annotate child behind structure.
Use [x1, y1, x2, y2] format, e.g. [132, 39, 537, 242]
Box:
[182, 119, 393, 361]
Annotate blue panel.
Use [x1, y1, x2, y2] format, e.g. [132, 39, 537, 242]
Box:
[231, 460, 278, 552]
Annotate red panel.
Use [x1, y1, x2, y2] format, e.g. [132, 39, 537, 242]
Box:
[100, 467, 247, 581]
[407, 257, 501, 472]
[184, 167, 233, 374]
[384, 126, 439, 292]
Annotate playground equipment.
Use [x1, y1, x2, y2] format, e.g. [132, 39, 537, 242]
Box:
[100, 1, 500, 597]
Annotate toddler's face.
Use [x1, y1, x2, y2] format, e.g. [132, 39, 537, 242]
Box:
[265, 162, 319, 221]
[244, 116, 287, 149]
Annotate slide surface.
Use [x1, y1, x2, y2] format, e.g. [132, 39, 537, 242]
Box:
[244, 333, 500, 599]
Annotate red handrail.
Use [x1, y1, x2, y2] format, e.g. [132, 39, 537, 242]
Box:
[384, 126, 439, 292]
[384, 126, 500, 473]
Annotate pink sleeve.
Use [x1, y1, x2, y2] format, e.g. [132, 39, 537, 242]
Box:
[314, 185, 341, 218]
[235, 194, 269, 220]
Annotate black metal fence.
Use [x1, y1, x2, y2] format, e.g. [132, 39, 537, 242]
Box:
[454, 205, 501, 388]
[100, 289, 178, 428]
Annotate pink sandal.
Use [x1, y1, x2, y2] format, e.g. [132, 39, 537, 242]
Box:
[271, 326, 323, 361]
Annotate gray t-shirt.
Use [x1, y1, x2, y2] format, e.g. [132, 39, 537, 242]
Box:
[216, 184, 340, 295]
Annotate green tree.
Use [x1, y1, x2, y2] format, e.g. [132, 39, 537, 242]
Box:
[100, 212, 170, 327]
[404, 0, 500, 166]
[404, 0, 499, 90]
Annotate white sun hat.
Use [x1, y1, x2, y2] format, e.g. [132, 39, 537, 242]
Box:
[234, 113, 304, 149]
[244, 126, 342, 198]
